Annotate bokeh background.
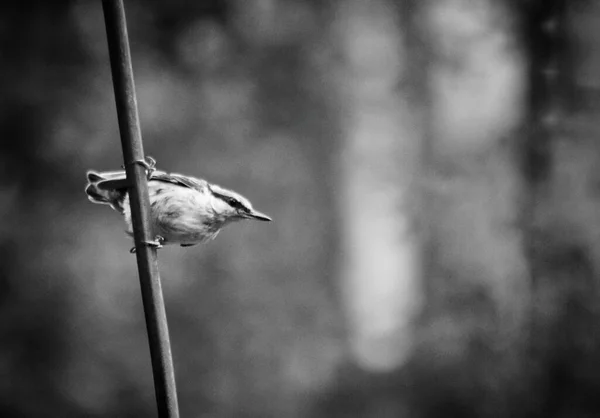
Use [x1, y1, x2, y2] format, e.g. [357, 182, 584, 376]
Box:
[2, 0, 600, 417]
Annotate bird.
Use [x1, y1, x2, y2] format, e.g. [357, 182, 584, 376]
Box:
[85, 158, 271, 251]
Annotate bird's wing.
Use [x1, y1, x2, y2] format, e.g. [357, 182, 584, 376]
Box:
[150, 171, 210, 193]
[96, 170, 210, 193]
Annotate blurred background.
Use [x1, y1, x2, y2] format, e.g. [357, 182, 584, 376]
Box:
[1, 0, 600, 417]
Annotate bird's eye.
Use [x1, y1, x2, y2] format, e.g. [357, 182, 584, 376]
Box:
[227, 198, 241, 208]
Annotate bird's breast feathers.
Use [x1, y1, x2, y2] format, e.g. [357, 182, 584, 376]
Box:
[122, 181, 222, 245]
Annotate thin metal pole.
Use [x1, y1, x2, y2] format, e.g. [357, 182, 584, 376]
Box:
[101, 1, 180, 417]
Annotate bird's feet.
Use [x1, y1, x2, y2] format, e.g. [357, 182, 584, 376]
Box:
[122, 155, 157, 180]
[130, 235, 165, 254]
[145, 234, 164, 249]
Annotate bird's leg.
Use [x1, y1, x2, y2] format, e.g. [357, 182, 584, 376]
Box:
[122, 155, 157, 180]
[141, 156, 157, 179]
[145, 234, 164, 248]
[130, 235, 165, 254]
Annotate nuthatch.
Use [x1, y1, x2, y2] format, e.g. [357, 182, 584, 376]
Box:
[85, 158, 271, 250]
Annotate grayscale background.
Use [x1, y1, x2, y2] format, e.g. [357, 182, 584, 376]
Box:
[1, 1, 599, 417]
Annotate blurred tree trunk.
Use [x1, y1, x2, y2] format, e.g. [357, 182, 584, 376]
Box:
[413, 1, 530, 416]
[322, 1, 530, 417]
[334, 0, 423, 373]
[527, 1, 600, 416]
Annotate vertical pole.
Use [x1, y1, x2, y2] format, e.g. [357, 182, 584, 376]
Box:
[101, 1, 180, 417]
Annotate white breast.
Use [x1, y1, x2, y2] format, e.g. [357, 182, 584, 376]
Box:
[122, 181, 222, 245]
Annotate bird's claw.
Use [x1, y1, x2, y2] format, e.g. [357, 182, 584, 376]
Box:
[122, 156, 157, 180]
[141, 156, 157, 179]
[146, 234, 164, 248]
[130, 235, 165, 254]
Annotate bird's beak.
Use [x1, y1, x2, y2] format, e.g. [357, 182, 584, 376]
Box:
[245, 209, 272, 222]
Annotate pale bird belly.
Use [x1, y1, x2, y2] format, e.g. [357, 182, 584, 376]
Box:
[122, 184, 221, 245]
[150, 187, 219, 245]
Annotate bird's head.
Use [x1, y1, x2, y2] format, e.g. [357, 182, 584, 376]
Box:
[208, 184, 272, 224]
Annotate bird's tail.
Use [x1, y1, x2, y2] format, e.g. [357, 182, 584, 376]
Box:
[85, 171, 127, 213]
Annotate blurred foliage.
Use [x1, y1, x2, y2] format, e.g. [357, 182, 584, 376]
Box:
[2, 0, 600, 417]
